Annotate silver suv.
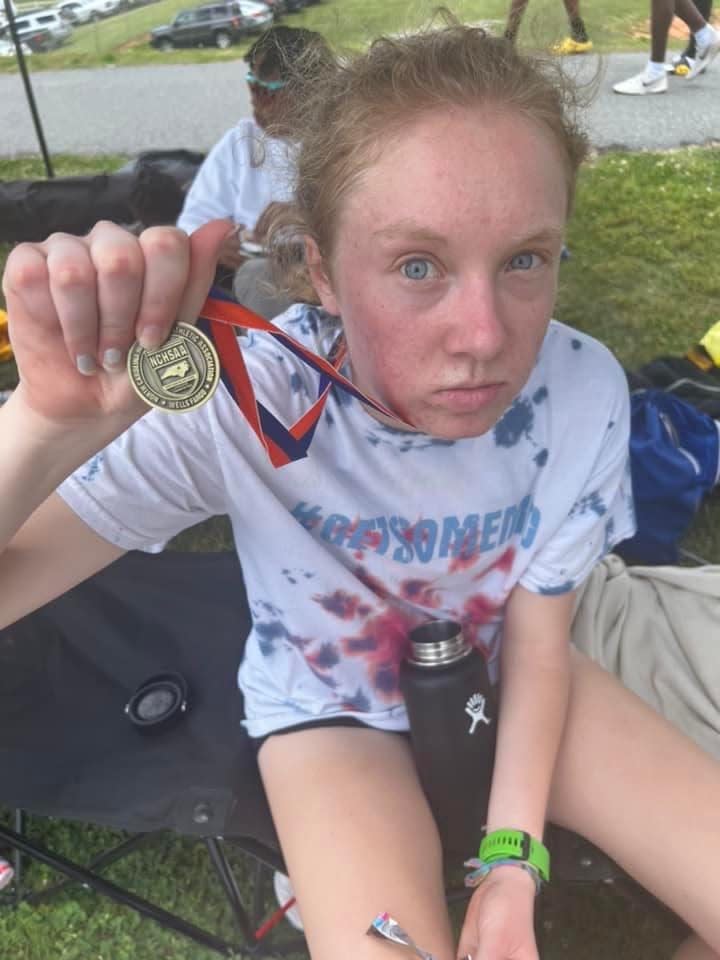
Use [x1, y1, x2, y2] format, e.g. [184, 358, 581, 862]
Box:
[0, 9, 72, 50]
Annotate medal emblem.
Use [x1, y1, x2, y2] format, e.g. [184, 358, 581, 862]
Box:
[127, 323, 219, 413]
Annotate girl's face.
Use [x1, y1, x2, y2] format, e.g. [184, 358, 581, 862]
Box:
[309, 105, 569, 440]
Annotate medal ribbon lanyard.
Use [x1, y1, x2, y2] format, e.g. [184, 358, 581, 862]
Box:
[198, 294, 409, 468]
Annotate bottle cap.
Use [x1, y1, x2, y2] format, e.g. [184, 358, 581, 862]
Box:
[407, 619, 471, 667]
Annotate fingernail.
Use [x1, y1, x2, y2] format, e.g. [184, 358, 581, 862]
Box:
[76, 354, 97, 376]
[139, 325, 166, 350]
[102, 347, 124, 372]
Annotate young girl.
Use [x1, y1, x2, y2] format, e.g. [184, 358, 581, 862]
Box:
[1, 22, 719, 960]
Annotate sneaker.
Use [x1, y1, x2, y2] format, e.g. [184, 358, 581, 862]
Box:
[552, 36, 594, 55]
[0, 858, 14, 892]
[667, 53, 694, 76]
[687, 26, 720, 79]
[272, 870, 304, 931]
[613, 68, 668, 95]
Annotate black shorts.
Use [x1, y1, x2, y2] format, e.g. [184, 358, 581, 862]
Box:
[252, 716, 409, 753]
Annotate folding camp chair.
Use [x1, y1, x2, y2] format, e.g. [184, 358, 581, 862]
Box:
[0, 549, 625, 958]
[0, 549, 305, 957]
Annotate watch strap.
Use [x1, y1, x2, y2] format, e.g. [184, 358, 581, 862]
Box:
[478, 829, 550, 883]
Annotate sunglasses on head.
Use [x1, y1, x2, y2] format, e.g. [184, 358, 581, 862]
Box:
[245, 70, 287, 92]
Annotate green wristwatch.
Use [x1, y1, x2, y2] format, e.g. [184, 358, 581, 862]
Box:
[478, 829, 551, 883]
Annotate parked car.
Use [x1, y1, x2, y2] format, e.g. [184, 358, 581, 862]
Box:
[56, 0, 124, 23]
[237, 0, 273, 31]
[0, 23, 56, 52]
[0, 35, 33, 55]
[149, 1, 272, 51]
[260, 0, 285, 14]
[0, 9, 72, 49]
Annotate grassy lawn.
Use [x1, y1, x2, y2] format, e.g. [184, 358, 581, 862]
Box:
[1, 142, 719, 957]
[0, 0, 691, 72]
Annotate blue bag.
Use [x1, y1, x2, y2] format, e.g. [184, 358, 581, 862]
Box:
[618, 389, 719, 564]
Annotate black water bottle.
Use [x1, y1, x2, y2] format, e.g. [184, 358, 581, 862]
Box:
[399, 620, 498, 863]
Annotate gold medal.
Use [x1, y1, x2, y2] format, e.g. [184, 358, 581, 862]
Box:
[127, 322, 219, 414]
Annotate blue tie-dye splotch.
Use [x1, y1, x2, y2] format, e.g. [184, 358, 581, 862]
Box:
[494, 397, 534, 448]
[312, 642, 340, 670]
[363, 423, 455, 452]
[569, 490, 607, 519]
[80, 453, 104, 483]
[331, 383, 355, 407]
[342, 688, 372, 712]
[286, 306, 321, 337]
[255, 619, 289, 657]
[290, 372, 309, 397]
[539, 579, 575, 595]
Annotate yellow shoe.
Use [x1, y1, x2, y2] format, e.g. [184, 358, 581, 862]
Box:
[552, 36, 594, 55]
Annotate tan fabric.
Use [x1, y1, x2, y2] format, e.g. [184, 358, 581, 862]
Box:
[572, 555, 720, 761]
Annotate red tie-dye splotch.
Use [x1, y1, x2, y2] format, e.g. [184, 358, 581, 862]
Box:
[310, 545, 516, 699]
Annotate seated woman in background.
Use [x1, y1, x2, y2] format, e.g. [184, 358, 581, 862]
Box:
[177, 24, 330, 316]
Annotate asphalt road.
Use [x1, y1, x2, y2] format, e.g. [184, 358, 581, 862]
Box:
[0, 52, 719, 158]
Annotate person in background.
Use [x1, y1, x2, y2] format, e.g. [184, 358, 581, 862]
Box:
[177, 25, 331, 316]
[504, 0, 593, 53]
[614, 0, 719, 93]
[669, 0, 715, 72]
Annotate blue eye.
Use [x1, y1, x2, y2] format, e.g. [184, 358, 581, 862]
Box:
[401, 258, 435, 280]
[508, 252, 541, 271]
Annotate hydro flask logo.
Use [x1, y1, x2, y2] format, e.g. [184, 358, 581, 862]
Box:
[464, 693, 491, 734]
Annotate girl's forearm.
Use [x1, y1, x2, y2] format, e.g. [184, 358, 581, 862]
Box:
[485, 588, 575, 840]
[485, 644, 570, 838]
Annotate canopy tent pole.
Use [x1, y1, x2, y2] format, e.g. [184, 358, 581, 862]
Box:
[3, 0, 54, 178]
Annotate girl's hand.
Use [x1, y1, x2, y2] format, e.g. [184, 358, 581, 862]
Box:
[457, 866, 538, 960]
[2, 219, 228, 429]
[217, 221, 247, 269]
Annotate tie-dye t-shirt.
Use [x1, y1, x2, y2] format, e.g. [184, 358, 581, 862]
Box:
[57, 304, 635, 737]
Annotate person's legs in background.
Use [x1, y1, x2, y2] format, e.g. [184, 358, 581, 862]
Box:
[553, 0, 594, 53]
[614, 0, 719, 93]
[504, 0, 530, 43]
[672, 0, 714, 70]
[505, 0, 593, 52]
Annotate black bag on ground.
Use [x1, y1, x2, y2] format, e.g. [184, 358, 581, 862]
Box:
[0, 173, 136, 243]
[122, 149, 205, 227]
[627, 356, 720, 419]
[0, 149, 205, 243]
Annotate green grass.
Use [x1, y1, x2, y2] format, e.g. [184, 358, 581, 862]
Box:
[0, 0, 684, 72]
[1, 145, 719, 957]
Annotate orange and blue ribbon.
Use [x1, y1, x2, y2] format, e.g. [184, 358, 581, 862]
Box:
[198, 293, 407, 468]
